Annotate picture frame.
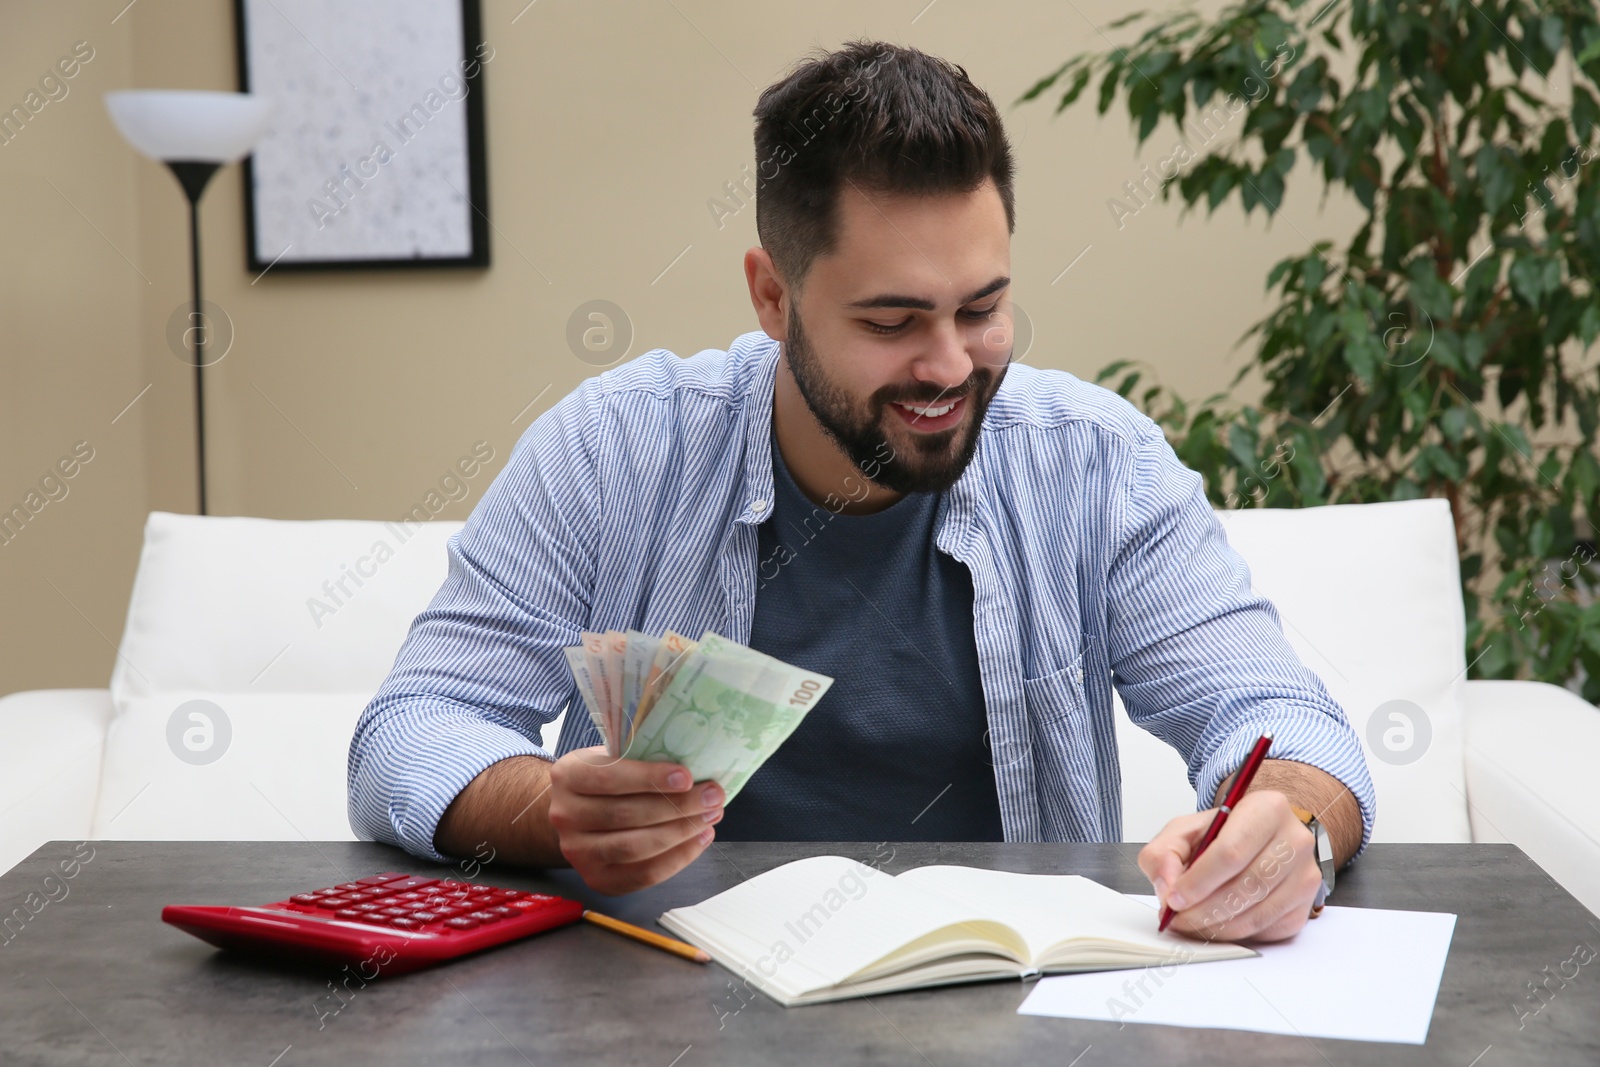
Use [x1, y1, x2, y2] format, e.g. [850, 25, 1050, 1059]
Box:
[233, 0, 490, 272]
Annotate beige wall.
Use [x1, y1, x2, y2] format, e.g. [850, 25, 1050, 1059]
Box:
[1, 0, 1364, 697]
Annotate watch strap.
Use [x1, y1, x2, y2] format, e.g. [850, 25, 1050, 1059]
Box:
[1289, 804, 1333, 918]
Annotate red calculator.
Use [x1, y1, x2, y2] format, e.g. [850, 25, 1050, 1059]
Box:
[162, 872, 584, 976]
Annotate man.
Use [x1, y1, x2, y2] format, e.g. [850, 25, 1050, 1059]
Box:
[349, 40, 1375, 943]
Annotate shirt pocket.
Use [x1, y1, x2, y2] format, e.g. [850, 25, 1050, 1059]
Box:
[1021, 661, 1090, 730]
[1021, 661, 1099, 784]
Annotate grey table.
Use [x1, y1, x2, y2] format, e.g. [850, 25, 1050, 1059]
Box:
[1, 841, 1596, 1066]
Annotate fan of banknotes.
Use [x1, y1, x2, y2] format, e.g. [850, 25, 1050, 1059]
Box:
[562, 629, 834, 802]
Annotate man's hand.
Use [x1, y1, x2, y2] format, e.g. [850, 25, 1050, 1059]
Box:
[433, 747, 725, 896]
[1138, 789, 1321, 943]
[547, 746, 725, 895]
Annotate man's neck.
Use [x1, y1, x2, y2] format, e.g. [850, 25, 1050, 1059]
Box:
[772, 356, 902, 516]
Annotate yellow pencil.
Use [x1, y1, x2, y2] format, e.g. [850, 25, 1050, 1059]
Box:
[582, 909, 711, 964]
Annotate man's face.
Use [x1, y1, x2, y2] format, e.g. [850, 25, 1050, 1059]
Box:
[782, 178, 1014, 494]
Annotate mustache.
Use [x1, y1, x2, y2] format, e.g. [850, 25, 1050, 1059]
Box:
[875, 372, 988, 408]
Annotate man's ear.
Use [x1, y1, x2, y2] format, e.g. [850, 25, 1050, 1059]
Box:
[744, 247, 790, 340]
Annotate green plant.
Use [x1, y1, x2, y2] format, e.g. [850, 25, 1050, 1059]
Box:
[1018, 0, 1600, 700]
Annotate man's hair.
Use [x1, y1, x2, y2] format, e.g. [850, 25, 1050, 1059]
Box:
[752, 39, 1015, 292]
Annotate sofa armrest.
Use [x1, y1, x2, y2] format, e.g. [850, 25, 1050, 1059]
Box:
[1462, 679, 1600, 917]
[0, 689, 112, 875]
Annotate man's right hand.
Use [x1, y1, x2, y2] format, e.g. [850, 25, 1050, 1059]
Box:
[547, 746, 724, 894]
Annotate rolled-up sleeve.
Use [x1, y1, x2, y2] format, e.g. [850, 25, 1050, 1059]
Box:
[347, 380, 602, 862]
[1106, 420, 1377, 856]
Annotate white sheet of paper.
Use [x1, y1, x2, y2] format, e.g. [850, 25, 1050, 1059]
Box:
[1018, 896, 1456, 1044]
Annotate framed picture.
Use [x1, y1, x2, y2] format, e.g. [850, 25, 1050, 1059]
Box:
[233, 0, 490, 271]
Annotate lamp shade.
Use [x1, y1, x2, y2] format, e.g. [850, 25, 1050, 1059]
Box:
[104, 90, 272, 164]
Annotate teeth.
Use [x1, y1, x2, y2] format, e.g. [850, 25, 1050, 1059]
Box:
[900, 400, 957, 417]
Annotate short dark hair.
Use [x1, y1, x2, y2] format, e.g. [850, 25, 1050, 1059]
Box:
[752, 39, 1016, 293]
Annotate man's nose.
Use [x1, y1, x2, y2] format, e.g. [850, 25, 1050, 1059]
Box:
[912, 320, 975, 389]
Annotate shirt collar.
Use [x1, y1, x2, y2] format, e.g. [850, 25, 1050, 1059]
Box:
[734, 337, 781, 526]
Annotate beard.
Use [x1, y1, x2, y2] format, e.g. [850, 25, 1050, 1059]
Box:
[782, 304, 1007, 494]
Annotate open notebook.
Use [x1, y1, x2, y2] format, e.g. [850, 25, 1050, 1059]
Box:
[659, 856, 1256, 1006]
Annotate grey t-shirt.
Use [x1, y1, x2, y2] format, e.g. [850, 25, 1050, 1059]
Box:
[714, 435, 1005, 841]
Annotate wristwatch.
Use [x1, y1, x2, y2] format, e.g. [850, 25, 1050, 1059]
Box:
[1290, 804, 1335, 918]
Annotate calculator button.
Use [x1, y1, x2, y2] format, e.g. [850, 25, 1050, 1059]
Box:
[312, 898, 349, 910]
[388, 917, 423, 929]
[379, 907, 409, 917]
[487, 906, 518, 918]
[499, 890, 526, 900]
[290, 894, 321, 905]
[437, 881, 466, 891]
[352, 903, 382, 912]
[445, 917, 479, 930]
[358, 873, 411, 885]
[411, 912, 440, 924]
[393, 892, 424, 902]
[383, 878, 437, 892]
[334, 909, 365, 920]
[467, 911, 504, 924]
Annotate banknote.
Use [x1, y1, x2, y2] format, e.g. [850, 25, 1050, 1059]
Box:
[622, 631, 833, 800]
[562, 629, 832, 791]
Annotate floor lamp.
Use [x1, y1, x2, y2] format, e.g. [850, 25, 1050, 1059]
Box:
[105, 90, 272, 516]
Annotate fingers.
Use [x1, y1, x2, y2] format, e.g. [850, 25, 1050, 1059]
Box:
[561, 813, 719, 895]
[555, 779, 725, 833]
[1146, 790, 1320, 943]
[1138, 809, 1217, 899]
[583, 827, 718, 896]
[1172, 846, 1322, 943]
[547, 748, 726, 894]
[552, 748, 695, 797]
[1165, 791, 1297, 912]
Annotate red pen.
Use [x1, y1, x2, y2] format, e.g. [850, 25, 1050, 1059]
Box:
[1157, 732, 1274, 933]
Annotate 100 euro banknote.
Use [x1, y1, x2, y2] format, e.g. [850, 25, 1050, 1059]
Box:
[622, 632, 833, 801]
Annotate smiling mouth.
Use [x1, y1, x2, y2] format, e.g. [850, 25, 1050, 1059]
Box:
[897, 400, 956, 417]
[888, 394, 966, 432]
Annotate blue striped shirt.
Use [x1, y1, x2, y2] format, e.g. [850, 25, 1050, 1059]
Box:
[348, 329, 1376, 862]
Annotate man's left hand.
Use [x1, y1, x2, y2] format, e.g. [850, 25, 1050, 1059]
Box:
[1138, 789, 1322, 943]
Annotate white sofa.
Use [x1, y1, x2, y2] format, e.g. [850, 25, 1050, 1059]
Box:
[3, 503, 1596, 915]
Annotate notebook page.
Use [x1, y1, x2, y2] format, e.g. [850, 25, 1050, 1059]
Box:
[660, 855, 1007, 989]
[896, 865, 1247, 965]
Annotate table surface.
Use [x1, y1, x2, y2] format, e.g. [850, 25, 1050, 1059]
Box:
[1, 841, 1596, 1066]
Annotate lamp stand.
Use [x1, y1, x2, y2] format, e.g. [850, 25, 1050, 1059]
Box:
[165, 160, 222, 516]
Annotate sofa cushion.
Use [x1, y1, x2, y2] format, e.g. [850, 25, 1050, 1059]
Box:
[0, 689, 112, 874]
[1462, 679, 1600, 915]
[91, 691, 369, 841]
[110, 512, 462, 700]
[90, 689, 569, 844]
[1120, 498, 1472, 843]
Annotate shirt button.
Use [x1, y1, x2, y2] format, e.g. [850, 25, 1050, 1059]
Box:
[750, 499, 767, 514]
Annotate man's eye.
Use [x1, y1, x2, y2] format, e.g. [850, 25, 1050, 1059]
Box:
[864, 302, 1001, 335]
